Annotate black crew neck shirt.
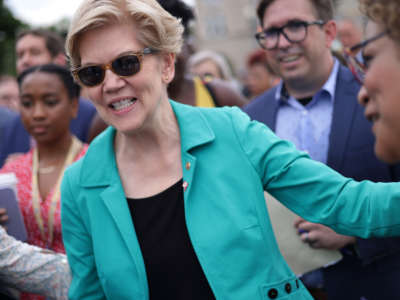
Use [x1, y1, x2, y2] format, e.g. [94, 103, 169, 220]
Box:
[126, 179, 216, 300]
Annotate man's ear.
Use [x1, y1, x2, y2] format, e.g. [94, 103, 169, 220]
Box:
[52, 53, 67, 67]
[161, 52, 176, 84]
[324, 20, 337, 49]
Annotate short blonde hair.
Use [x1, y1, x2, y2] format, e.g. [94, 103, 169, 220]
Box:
[66, 0, 184, 69]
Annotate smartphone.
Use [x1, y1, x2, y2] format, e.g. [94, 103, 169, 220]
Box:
[0, 187, 27, 242]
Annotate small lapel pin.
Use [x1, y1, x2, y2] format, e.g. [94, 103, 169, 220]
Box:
[183, 181, 189, 192]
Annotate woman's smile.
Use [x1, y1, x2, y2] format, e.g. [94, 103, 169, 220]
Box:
[108, 97, 137, 115]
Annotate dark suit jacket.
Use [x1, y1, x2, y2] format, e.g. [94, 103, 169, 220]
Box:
[244, 64, 400, 300]
[0, 108, 16, 141]
[0, 98, 96, 168]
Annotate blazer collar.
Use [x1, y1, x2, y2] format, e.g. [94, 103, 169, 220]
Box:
[79, 100, 215, 187]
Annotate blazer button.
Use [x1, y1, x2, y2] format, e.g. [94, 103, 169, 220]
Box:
[185, 162, 191, 170]
[268, 288, 278, 299]
[285, 283, 292, 293]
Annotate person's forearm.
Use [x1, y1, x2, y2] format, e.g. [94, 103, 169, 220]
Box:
[0, 227, 70, 299]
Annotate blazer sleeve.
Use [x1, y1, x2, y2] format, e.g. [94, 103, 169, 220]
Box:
[228, 107, 400, 239]
[61, 168, 106, 300]
[353, 163, 400, 263]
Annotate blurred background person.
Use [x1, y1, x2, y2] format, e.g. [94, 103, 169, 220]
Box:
[331, 16, 364, 65]
[15, 30, 66, 75]
[336, 17, 363, 49]
[187, 49, 243, 93]
[0, 29, 103, 168]
[188, 50, 232, 81]
[157, 0, 246, 108]
[0, 64, 88, 300]
[245, 49, 280, 99]
[355, 0, 400, 164]
[0, 76, 19, 112]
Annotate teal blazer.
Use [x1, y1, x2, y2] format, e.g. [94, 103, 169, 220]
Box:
[61, 100, 400, 300]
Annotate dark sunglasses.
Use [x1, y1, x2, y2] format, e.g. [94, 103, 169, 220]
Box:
[344, 31, 388, 84]
[72, 48, 157, 87]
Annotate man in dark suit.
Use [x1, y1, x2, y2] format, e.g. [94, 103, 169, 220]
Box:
[244, 0, 400, 299]
[0, 108, 15, 141]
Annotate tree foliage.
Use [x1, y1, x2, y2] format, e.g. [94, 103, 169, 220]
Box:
[0, 0, 27, 75]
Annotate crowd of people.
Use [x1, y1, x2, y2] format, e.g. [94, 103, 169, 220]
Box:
[0, 0, 399, 299]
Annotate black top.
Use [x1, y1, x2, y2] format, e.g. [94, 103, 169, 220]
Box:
[281, 83, 313, 106]
[127, 179, 215, 300]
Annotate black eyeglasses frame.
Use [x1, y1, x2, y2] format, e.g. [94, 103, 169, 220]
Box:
[344, 30, 388, 84]
[255, 20, 326, 50]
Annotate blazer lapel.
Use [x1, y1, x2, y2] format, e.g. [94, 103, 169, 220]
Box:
[79, 127, 148, 297]
[254, 87, 280, 131]
[170, 100, 215, 197]
[327, 65, 361, 170]
[264, 97, 279, 132]
[100, 183, 148, 292]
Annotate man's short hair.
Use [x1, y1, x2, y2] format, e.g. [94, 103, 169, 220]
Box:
[16, 29, 65, 58]
[256, 0, 334, 26]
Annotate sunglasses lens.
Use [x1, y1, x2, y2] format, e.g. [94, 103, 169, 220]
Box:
[77, 66, 104, 87]
[76, 53, 143, 87]
[112, 55, 140, 76]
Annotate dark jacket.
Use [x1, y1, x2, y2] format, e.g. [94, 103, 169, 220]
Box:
[244, 64, 400, 300]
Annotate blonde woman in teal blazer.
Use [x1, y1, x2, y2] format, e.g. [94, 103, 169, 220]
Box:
[61, 0, 400, 299]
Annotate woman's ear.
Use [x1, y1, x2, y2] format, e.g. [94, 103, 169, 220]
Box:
[161, 52, 176, 84]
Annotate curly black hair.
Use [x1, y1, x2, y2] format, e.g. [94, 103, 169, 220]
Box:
[157, 0, 195, 36]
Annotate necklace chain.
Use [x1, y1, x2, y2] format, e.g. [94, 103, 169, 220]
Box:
[38, 165, 57, 174]
[32, 136, 83, 248]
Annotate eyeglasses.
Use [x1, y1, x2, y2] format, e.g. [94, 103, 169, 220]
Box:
[72, 48, 157, 87]
[344, 31, 387, 84]
[255, 20, 325, 50]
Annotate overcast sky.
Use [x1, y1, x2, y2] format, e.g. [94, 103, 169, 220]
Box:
[5, 0, 195, 27]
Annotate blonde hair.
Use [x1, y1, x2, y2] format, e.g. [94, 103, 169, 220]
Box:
[66, 0, 184, 69]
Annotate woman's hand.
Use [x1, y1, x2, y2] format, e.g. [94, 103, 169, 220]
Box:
[294, 217, 356, 249]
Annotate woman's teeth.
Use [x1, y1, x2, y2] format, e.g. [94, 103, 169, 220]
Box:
[110, 98, 135, 111]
